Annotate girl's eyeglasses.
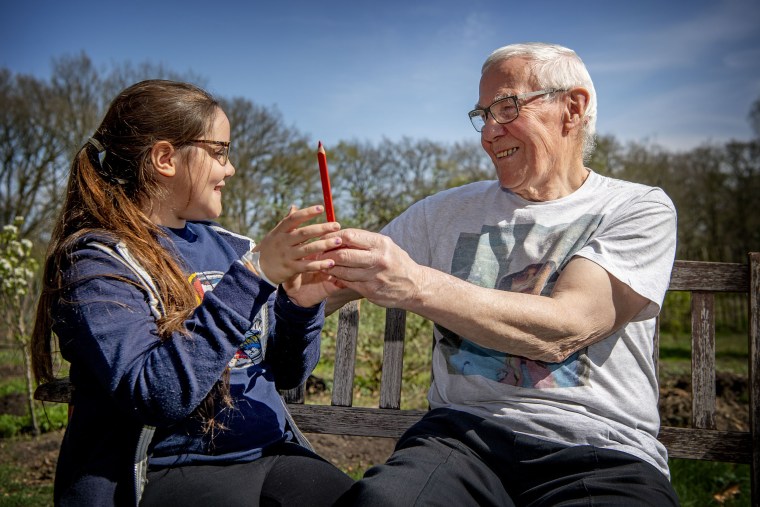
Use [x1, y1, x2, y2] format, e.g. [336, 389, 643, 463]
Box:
[190, 139, 231, 165]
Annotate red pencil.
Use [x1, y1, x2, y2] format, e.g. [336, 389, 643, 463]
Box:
[317, 141, 336, 222]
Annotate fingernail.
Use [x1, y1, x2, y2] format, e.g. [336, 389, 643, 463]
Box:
[316, 205, 323, 212]
[334, 238, 342, 245]
[327, 260, 335, 267]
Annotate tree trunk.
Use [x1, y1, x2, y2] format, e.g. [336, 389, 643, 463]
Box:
[19, 318, 40, 436]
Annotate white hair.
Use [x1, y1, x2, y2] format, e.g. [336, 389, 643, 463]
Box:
[483, 42, 597, 161]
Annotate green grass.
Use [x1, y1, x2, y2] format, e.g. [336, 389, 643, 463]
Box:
[659, 331, 748, 377]
[0, 463, 54, 507]
[659, 331, 751, 505]
[0, 364, 68, 439]
[670, 459, 751, 506]
[0, 318, 753, 506]
[315, 302, 432, 409]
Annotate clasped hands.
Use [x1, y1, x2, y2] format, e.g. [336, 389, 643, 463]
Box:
[253, 205, 421, 309]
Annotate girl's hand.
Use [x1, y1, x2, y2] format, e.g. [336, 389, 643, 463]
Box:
[282, 269, 344, 308]
[255, 205, 342, 288]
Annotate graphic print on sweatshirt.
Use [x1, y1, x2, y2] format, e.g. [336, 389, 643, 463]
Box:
[188, 270, 266, 369]
[439, 218, 600, 389]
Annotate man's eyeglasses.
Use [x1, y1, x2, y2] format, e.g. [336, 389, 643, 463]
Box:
[468, 89, 566, 132]
[190, 139, 231, 165]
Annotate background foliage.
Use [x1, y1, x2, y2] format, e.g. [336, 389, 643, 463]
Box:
[0, 54, 757, 506]
[2, 52, 756, 349]
[2, 54, 758, 260]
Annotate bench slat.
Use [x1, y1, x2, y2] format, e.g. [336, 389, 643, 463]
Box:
[670, 260, 748, 292]
[288, 405, 752, 465]
[691, 292, 716, 429]
[29, 254, 759, 501]
[332, 301, 360, 407]
[33, 377, 72, 404]
[749, 252, 760, 507]
[657, 427, 750, 463]
[653, 317, 660, 379]
[379, 308, 406, 409]
[288, 404, 426, 438]
[281, 385, 304, 403]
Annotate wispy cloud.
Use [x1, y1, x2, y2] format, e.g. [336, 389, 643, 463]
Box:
[590, 0, 760, 74]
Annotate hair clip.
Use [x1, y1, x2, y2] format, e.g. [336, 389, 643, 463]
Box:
[87, 137, 105, 153]
[87, 137, 108, 169]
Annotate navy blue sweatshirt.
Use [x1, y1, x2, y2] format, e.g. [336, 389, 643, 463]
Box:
[51, 222, 324, 506]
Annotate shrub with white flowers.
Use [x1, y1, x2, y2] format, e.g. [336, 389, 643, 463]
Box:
[0, 219, 37, 300]
[0, 216, 41, 435]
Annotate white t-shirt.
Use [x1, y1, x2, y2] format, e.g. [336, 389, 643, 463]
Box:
[382, 170, 677, 477]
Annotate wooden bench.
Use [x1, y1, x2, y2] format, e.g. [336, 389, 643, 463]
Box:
[35, 254, 760, 504]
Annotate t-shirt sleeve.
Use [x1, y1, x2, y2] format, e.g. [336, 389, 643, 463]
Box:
[574, 188, 677, 320]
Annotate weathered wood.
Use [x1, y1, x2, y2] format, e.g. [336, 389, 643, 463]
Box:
[287, 404, 425, 438]
[281, 384, 304, 404]
[691, 292, 716, 429]
[653, 317, 660, 379]
[379, 308, 406, 410]
[34, 376, 73, 404]
[670, 260, 748, 292]
[749, 252, 760, 507]
[657, 427, 750, 463]
[30, 254, 760, 500]
[332, 301, 360, 407]
[287, 406, 752, 463]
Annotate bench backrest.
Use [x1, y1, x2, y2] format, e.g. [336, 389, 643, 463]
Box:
[282, 254, 760, 504]
[34, 254, 760, 503]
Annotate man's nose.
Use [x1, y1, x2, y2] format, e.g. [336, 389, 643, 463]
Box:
[481, 117, 507, 140]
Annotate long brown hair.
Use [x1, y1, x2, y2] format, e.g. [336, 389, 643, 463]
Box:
[31, 79, 228, 425]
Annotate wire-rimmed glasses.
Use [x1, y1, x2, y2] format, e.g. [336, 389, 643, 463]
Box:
[190, 139, 231, 165]
[468, 89, 567, 132]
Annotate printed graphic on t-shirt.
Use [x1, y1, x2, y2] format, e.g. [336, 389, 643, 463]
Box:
[188, 270, 266, 369]
[442, 219, 600, 388]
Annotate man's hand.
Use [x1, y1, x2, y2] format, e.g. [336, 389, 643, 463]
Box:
[322, 229, 426, 309]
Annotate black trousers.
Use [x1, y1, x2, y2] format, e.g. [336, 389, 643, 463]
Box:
[140, 441, 354, 507]
[336, 408, 680, 507]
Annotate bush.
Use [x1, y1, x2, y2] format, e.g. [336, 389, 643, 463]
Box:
[670, 459, 750, 506]
[0, 404, 67, 438]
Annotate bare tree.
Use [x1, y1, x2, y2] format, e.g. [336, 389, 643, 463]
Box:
[443, 141, 493, 188]
[749, 95, 760, 139]
[724, 140, 760, 261]
[219, 97, 318, 238]
[0, 70, 69, 241]
[330, 138, 489, 232]
[330, 140, 392, 230]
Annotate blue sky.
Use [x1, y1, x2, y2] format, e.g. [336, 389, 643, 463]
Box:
[2, 0, 759, 152]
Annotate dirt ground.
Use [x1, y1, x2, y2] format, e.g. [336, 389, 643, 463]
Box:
[0, 371, 749, 491]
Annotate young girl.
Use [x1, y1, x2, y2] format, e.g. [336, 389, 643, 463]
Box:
[31, 80, 354, 506]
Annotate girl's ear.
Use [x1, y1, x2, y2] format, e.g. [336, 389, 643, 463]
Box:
[562, 87, 590, 133]
[151, 141, 177, 177]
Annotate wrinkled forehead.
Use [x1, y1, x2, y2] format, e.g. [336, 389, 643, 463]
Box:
[478, 57, 536, 105]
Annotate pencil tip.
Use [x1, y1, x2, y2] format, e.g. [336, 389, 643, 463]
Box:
[318, 140, 323, 148]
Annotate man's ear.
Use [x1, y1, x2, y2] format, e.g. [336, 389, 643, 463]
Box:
[150, 141, 177, 177]
[563, 87, 590, 133]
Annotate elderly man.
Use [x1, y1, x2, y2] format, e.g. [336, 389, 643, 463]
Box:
[326, 42, 679, 506]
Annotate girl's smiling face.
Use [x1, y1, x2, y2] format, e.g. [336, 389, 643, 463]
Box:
[150, 108, 235, 228]
[181, 109, 235, 222]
